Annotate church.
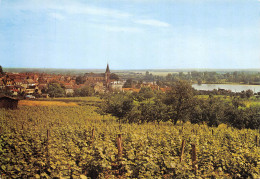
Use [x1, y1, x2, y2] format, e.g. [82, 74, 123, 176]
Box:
[84, 64, 111, 88]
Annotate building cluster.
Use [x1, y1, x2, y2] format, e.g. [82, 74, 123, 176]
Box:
[0, 71, 76, 97]
[0, 64, 121, 97]
[0, 64, 168, 98]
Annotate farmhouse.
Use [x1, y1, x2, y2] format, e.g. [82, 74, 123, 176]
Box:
[0, 96, 19, 109]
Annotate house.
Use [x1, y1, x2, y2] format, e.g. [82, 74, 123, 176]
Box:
[110, 83, 123, 92]
[0, 80, 4, 89]
[14, 79, 23, 86]
[25, 85, 38, 95]
[5, 77, 15, 86]
[65, 88, 74, 95]
[0, 96, 19, 109]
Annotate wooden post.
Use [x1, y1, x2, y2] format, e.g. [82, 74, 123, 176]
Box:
[180, 139, 185, 162]
[191, 144, 197, 175]
[212, 129, 214, 135]
[117, 134, 123, 160]
[255, 136, 259, 147]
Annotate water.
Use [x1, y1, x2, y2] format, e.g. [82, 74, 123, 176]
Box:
[192, 84, 260, 93]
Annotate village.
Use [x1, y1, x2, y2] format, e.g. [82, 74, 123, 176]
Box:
[0, 64, 165, 99]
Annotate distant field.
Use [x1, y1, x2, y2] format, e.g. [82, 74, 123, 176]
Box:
[5, 67, 260, 75]
[196, 95, 260, 107]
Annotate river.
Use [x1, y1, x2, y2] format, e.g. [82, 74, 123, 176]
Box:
[192, 84, 260, 93]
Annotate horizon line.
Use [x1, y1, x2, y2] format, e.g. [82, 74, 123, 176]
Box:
[3, 67, 260, 71]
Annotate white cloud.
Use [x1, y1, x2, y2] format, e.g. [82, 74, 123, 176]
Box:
[92, 24, 142, 33]
[59, 5, 131, 19]
[49, 13, 65, 20]
[8, 1, 131, 19]
[134, 19, 170, 27]
[7, 0, 172, 30]
[106, 26, 141, 32]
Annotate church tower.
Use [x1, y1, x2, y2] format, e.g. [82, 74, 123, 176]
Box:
[105, 64, 110, 88]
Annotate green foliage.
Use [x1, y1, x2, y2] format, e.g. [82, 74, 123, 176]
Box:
[164, 80, 195, 125]
[47, 83, 65, 97]
[138, 100, 168, 124]
[244, 89, 254, 99]
[75, 76, 86, 85]
[137, 87, 154, 101]
[99, 93, 134, 122]
[99, 81, 260, 129]
[74, 86, 94, 97]
[1, 106, 260, 178]
[123, 79, 133, 88]
[190, 97, 230, 127]
[109, 73, 119, 81]
[0, 65, 4, 75]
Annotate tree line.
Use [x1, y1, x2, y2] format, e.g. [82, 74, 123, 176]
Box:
[98, 81, 260, 129]
[128, 71, 260, 85]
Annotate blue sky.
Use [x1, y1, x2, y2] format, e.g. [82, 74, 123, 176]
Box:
[0, 0, 259, 69]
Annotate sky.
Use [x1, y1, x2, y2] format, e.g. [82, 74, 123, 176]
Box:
[0, 0, 259, 70]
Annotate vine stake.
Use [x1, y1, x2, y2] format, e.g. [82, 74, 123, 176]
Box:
[180, 139, 185, 162]
[255, 135, 259, 147]
[117, 134, 123, 160]
[191, 144, 198, 175]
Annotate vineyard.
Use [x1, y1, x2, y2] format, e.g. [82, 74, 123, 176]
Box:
[1, 103, 260, 178]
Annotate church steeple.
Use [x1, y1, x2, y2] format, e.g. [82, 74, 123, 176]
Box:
[105, 64, 110, 88]
[105, 63, 110, 73]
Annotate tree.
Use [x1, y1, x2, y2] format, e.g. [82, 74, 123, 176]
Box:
[138, 100, 168, 124]
[76, 76, 86, 85]
[245, 89, 254, 99]
[166, 73, 173, 81]
[47, 83, 65, 97]
[231, 97, 245, 108]
[110, 73, 119, 81]
[164, 80, 195, 125]
[99, 93, 134, 122]
[0, 65, 4, 76]
[197, 79, 202, 85]
[74, 86, 94, 97]
[123, 79, 133, 88]
[137, 87, 154, 101]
